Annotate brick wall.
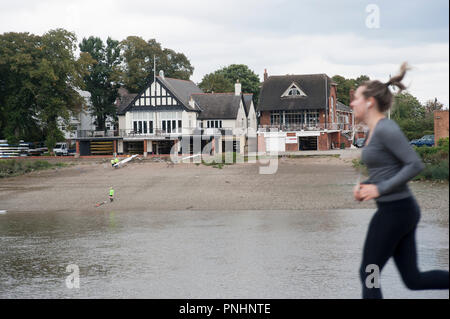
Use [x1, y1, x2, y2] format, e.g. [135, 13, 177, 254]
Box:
[257, 134, 266, 152]
[340, 133, 352, 148]
[329, 85, 337, 124]
[318, 133, 329, 150]
[260, 111, 270, 126]
[285, 132, 298, 151]
[319, 109, 326, 125]
[434, 110, 449, 144]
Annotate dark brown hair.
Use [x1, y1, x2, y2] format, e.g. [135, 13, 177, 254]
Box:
[361, 62, 410, 112]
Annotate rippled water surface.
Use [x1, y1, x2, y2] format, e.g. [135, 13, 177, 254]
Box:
[0, 209, 448, 298]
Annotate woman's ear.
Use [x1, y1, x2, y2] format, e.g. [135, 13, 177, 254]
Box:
[366, 97, 376, 109]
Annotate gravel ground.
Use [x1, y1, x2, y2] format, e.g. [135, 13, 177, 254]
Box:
[0, 155, 448, 215]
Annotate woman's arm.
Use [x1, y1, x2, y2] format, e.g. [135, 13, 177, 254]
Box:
[375, 122, 425, 196]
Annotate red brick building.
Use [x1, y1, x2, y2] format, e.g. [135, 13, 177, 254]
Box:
[434, 110, 449, 144]
[257, 70, 354, 152]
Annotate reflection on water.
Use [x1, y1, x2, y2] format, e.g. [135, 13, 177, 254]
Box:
[0, 209, 448, 299]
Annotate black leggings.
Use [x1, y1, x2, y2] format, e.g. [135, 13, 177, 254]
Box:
[359, 196, 449, 299]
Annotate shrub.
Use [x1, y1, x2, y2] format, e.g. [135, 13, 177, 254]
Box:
[0, 159, 66, 178]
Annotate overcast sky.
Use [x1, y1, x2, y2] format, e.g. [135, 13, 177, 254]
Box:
[1, 0, 448, 106]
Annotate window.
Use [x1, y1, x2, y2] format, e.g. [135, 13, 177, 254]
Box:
[207, 120, 222, 128]
[270, 111, 280, 125]
[138, 121, 143, 134]
[149, 121, 153, 134]
[162, 121, 166, 132]
[330, 96, 334, 123]
[172, 120, 176, 132]
[284, 111, 303, 125]
[133, 121, 138, 133]
[288, 86, 302, 96]
[306, 111, 319, 125]
[167, 120, 171, 133]
[281, 82, 307, 98]
[178, 120, 182, 132]
[143, 121, 147, 134]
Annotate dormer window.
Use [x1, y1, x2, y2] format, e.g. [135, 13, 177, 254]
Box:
[288, 86, 302, 96]
[281, 82, 307, 98]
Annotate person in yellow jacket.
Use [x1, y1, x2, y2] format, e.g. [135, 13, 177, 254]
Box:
[109, 187, 114, 202]
[110, 159, 115, 168]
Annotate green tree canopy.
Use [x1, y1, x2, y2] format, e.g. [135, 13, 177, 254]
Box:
[119, 36, 194, 93]
[199, 64, 260, 102]
[423, 98, 444, 115]
[0, 29, 90, 149]
[331, 74, 370, 105]
[79, 36, 122, 131]
[391, 92, 433, 140]
[198, 73, 233, 93]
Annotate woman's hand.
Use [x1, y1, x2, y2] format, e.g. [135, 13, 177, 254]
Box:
[359, 184, 380, 201]
[353, 184, 362, 201]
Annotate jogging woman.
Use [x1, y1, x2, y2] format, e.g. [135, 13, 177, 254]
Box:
[351, 62, 449, 299]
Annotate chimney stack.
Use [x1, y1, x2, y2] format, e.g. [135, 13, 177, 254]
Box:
[263, 68, 268, 82]
[235, 79, 241, 96]
[349, 89, 355, 103]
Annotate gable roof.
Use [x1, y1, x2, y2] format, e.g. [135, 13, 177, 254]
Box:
[192, 93, 242, 120]
[116, 88, 137, 115]
[120, 76, 203, 114]
[242, 94, 254, 116]
[157, 76, 203, 111]
[336, 101, 352, 113]
[258, 74, 331, 111]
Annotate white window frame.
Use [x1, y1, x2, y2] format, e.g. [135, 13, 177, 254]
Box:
[281, 82, 307, 98]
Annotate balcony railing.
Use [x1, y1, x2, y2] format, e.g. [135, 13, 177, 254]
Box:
[75, 128, 235, 138]
[258, 123, 354, 131]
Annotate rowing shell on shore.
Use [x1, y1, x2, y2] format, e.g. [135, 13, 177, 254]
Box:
[113, 154, 138, 167]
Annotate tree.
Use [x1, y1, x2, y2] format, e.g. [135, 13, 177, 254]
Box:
[198, 73, 233, 93]
[332, 74, 370, 106]
[0, 29, 90, 150]
[79, 36, 122, 131]
[199, 64, 260, 102]
[391, 92, 433, 140]
[119, 36, 194, 93]
[423, 98, 444, 115]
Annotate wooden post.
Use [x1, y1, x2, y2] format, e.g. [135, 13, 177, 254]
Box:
[75, 140, 80, 157]
[143, 140, 148, 158]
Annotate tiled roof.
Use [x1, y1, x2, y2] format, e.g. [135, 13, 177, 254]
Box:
[192, 93, 242, 119]
[258, 74, 331, 111]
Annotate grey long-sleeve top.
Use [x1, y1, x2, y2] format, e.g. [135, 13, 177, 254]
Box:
[361, 118, 425, 202]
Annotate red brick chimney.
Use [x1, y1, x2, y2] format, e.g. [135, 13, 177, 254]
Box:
[263, 68, 268, 82]
[349, 89, 355, 103]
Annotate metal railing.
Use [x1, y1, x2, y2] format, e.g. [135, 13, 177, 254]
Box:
[258, 123, 355, 131]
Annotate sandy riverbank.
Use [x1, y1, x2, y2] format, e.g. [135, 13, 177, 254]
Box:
[0, 155, 448, 215]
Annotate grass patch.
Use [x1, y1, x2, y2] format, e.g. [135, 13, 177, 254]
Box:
[352, 158, 369, 176]
[0, 159, 69, 178]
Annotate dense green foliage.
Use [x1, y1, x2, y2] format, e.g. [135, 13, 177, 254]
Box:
[0, 29, 91, 150]
[119, 36, 194, 93]
[0, 159, 68, 178]
[413, 137, 449, 181]
[331, 74, 370, 105]
[199, 64, 260, 102]
[79, 36, 122, 131]
[391, 92, 436, 140]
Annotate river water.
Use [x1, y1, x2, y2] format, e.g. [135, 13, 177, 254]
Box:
[0, 209, 448, 299]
